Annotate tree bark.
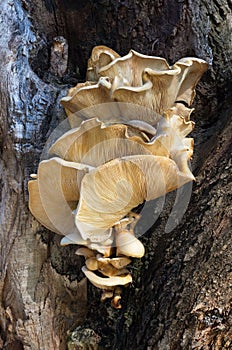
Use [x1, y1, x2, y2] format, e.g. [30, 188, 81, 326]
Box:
[0, 0, 231, 349]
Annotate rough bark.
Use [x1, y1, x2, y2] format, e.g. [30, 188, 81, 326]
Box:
[0, 0, 231, 349]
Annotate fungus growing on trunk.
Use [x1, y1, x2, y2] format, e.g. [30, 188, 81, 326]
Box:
[61, 46, 207, 119]
[28, 46, 207, 307]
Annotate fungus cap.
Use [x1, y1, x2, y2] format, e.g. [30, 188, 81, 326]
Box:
[96, 256, 131, 269]
[82, 266, 132, 290]
[75, 155, 195, 241]
[61, 47, 208, 117]
[29, 157, 91, 240]
[50, 117, 193, 173]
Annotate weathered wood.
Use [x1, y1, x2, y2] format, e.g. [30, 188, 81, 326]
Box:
[0, 0, 231, 349]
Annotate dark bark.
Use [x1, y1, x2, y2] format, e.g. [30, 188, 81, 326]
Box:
[0, 0, 231, 349]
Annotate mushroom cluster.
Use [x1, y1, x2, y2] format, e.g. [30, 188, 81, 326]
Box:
[28, 46, 207, 308]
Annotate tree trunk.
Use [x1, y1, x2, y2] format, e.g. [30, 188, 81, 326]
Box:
[0, 0, 231, 349]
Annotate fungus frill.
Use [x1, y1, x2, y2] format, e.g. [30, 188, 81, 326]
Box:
[28, 45, 207, 307]
[61, 46, 207, 120]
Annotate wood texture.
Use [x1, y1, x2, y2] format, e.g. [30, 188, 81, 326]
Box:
[0, 0, 231, 349]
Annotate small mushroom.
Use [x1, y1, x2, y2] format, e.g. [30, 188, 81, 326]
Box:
[97, 258, 129, 277]
[96, 255, 131, 269]
[112, 295, 122, 309]
[82, 266, 132, 290]
[80, 254, 131, 277]
[76, 250, 131, 277]
[85, 257, 99, 271]
[111, 287, 122, 309]
[115, 227, 145, 258]
[76, 248, 99, 270]
[76, 247, 95, 259]
[87, 242, 113, 257]
[97, 263, 127, 277]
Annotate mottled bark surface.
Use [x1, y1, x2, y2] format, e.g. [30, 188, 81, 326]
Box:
[0, 0, 231, 349]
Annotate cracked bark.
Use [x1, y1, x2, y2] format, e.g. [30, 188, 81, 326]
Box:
[0, 0, 231, 349]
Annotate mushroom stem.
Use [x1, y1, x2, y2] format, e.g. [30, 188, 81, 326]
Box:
[128, 212, 141, 230]
[111, 295, 122, 309]
[111, 287, 122, 309]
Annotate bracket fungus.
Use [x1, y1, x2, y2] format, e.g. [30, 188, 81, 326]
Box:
[28, 46, 207, 308]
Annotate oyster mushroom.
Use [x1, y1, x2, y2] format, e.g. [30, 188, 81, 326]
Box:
[28, 157, 92, 240]
[28, 180, 60, 234]
[49, 118, 154, 167]
[86, 45, 120, 81]
[96, 255, 131, 269]
[82, 266, 132, 290]
[76, 247, 95, 259]
[60, 47, 208, 117]
[95, 254, 131, 277]
[60, 230, 113, 256]
[85, 257, 99, 271]
[76, 249, 131, 276]
[114, 219, 145, 258]
[60, 77, 112, 115]
[111, 287, 122, 309]
[75, 154, 194, 242]
[49, 117, 193, 173]
[28, 45, 207, 307]
[86, 242, 113, 257]
[97, 263, 129, 277]
[116, 229, 145, 258]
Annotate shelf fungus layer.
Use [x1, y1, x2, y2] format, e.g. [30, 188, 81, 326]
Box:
[28, 45, 207, 307]
[61, 46, 207, 122]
